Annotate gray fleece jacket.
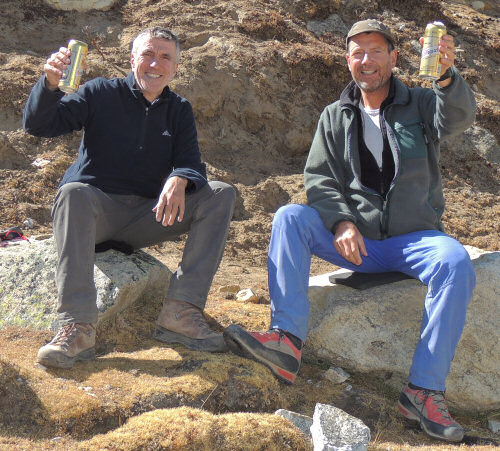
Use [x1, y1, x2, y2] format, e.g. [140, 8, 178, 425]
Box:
[304, 67, 476, 240]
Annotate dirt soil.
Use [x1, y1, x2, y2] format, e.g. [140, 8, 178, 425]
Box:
[0, 0, 499, 449]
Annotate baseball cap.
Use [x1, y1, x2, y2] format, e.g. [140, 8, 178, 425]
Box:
[346, 19, 395, 48]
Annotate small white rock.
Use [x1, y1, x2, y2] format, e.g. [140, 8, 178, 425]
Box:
[323, 366, 350, 384]
[236, 288, 260, 303]
[23, 218, 34, 229]
[32, 158, 51, 168]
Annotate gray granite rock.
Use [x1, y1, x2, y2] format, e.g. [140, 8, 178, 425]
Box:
[275, 409, 313, 439]
[307, 247, 500, 412]
[307, 15, 348, 38]
[0, 237, 171, 330]
[323, 366, 350, 384]
[310, 403, 370, 451]
[43, 0, 118, 11]
[488, 418, 500, 433]
[444, 125, 500, 164]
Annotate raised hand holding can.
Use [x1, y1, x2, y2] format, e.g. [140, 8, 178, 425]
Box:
[58, 39, 88, 93]
[419, 21, 447, 80]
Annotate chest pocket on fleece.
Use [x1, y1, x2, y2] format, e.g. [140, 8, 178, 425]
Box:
[393, 120, 428, 159]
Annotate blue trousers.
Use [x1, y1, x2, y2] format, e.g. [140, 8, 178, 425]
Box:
[268, 204, 475, 391]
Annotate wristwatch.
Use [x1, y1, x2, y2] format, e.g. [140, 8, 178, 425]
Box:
[437, 68, 453, 82]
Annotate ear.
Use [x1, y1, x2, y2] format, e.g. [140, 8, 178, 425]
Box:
[346, 53, 352, 72]
[130, 52, 135, 69]
[391, 49, 398, 69]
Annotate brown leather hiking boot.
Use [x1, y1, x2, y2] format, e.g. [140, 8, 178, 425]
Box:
[37, 323, 96, 369]
[154, 299, 227, 352]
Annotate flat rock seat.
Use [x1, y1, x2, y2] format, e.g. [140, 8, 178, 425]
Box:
[330, 271, 415, 290]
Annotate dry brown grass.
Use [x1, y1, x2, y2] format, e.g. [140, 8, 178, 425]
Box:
[81, 408, 310, 450]
[1, 0, 499, 448]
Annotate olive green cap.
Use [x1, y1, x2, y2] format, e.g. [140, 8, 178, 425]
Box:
[346, 19, 395, 48]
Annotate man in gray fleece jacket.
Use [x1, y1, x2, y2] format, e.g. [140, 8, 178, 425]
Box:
[224, 20, 476, 442]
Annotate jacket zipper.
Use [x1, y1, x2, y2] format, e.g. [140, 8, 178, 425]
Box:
[420, 122, 429, 144]
[379, 107, 401, 238]
[137, 106, 149, 152]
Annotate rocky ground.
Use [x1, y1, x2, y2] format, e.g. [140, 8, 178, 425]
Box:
[0, 0, 499, 449]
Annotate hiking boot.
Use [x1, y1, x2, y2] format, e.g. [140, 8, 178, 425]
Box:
[37, 323, 96, 369]
[398, 383, 464, 442]
[223, 325, 302, 384]
[154, 299, 226, 352]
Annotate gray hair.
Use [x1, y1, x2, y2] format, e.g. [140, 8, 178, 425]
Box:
[131, 27, 180, 61]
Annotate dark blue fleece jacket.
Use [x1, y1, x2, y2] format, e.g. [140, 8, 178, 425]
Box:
[23, 72, 207, 198]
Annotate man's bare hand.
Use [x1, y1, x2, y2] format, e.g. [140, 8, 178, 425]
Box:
[44, 47, 71, 90]
[334, 220, 368, 266]
[153, 176, 188, 227]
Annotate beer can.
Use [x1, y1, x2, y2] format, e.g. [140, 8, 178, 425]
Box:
[58, 39, 88, 94]
[419, 21, 446, 80]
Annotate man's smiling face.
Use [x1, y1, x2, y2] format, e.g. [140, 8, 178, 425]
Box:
[131, 36, 178, 102]
[346, 32, 397, 94]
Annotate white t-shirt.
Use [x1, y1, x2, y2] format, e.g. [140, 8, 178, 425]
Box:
[359, 103, 384, 169]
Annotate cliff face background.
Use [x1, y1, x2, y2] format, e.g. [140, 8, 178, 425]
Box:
[0, 0, 498, 259]
[0, 0, 499, 449]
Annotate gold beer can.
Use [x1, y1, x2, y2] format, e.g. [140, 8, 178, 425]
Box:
[419, 21, 446, 80]
[58, 39, 88, 94]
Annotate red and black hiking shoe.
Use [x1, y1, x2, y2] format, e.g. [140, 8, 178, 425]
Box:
[398, 383, 464, 442]
[223, 325, 302, 384]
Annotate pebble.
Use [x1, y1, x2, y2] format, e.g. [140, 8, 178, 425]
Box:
[236, 288, 260, 303]
[488, 418, 500, 433]
[219, 284, 240, 294]
[323, 366, 350, 384]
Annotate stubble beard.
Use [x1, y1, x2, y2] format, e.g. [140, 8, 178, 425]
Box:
[354, 72, 391, 93]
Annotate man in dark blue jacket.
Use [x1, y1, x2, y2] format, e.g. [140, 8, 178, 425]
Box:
[24, 27, 235, 369]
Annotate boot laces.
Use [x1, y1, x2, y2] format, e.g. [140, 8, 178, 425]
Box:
[416, 389, 452, 423]
[189, 309, 211, 331]
[176, 305, 211, 332]
[277, 329, 285, 344]
[50, 323, 79, 349]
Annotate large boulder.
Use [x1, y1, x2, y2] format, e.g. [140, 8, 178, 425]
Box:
[0, 237, 171, 331]
[306, 247, 499, 412]
[443, 124, 500, 164]
[43, 0, 118, 11]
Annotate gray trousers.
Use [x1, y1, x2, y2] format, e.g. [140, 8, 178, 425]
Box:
[52, 181, 236, 324]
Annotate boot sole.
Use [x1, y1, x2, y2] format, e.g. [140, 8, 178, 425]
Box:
[223, 325, 298, 384]
[154, 326, 227, 352]
[37, 348, 96, 369]
[398, 394, 464, 442]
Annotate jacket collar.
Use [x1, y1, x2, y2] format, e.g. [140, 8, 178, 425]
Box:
[339, 75, 409, 111]
[125, 72, 171, 102]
